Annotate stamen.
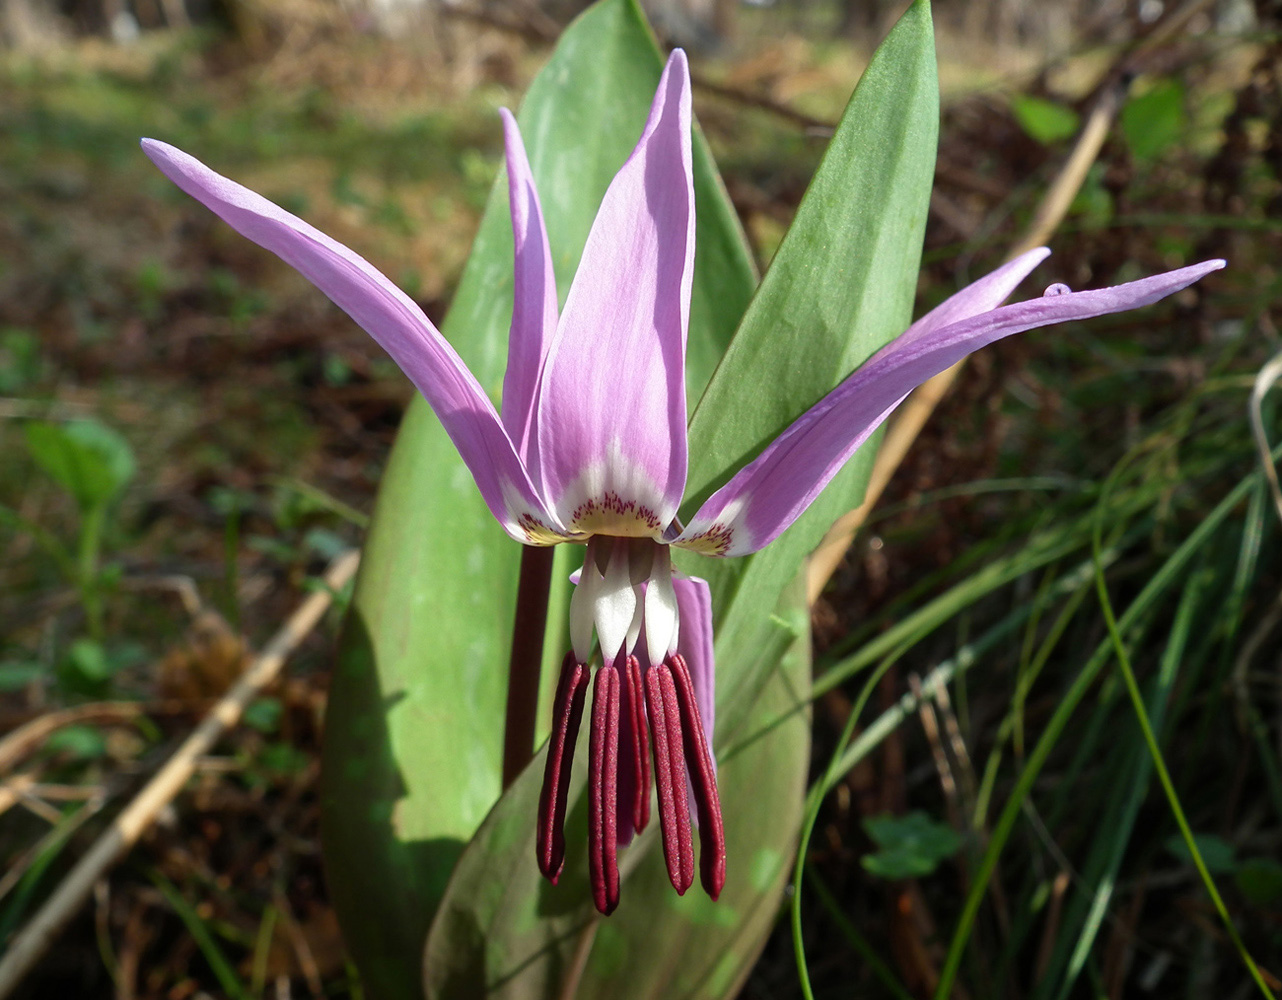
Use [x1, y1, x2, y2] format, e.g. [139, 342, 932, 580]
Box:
[669, 653, 726, 900]
[646, 662, 694, 893]
[589, 660, 621, 915]
[622, 654, 651, 833]
[536, 653, 589, 884]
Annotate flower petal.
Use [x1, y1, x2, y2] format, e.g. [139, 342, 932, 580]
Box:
[499, 110, 559, 463]
[141, 138, 563, 543]
[672, 574, 715, 755]
[881, 247, 1050, 354]
[679, 258, 1226, 556]
[533, 50, 696, 535]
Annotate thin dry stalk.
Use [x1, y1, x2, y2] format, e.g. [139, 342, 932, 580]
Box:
[0, 549, 360, 999]
[910, 673, 959, 828]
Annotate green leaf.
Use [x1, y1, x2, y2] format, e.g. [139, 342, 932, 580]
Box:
[1235, 858, 1282, 906]
[0, 661, 44, 692]
[1164, 832, 1237, 874]
[680, 0, 938, 740]
[259, 741, 310, 776]
[24, 419, 136, 513]
[65, 638, 113, 681]
[861, 811, 963, 880]
[0, 327, 44, 393]
[320, 2, 755, 997]
[242, 697, 283, 733]
[1120, 78, 1186, 161]
[45, 724, 108, 760]
[1010, 94, 1080, 145]
[423, 575, 811, 1000]
[57, 639, 143, 696]
[1068, 162, 1113, 227]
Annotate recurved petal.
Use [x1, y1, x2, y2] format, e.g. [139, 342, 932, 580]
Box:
[678, 258, 1226, 556]
[499, 110, 559, 462]
[141, 139, 563, 543]
[880, 247, 1050, 354]
[533, 50, 696, 536]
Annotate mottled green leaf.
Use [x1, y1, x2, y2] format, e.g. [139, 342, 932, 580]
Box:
[320, 2, 755, 997]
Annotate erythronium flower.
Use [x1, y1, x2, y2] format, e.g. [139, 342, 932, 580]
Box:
[142, 50, 1224, 915]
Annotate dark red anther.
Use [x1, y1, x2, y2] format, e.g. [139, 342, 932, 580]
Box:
[622, 654, 651, 833]
[536, 653, 589, 884]
[668, 653, 726, 900]
[589, 660, 621, 915]
[645, 662, 694, 893]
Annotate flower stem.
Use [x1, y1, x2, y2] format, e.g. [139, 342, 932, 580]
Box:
[503, 544, 556, 789]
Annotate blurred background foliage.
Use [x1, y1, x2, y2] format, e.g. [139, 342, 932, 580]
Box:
[1, 0, 1280, 996]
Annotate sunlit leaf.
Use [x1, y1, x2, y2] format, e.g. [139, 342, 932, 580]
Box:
[680, 0, 938, 741]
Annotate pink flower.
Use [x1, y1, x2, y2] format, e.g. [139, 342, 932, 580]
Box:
[142, 50, 1223, 915]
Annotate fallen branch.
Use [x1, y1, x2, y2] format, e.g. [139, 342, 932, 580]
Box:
[0, 548, 361, 999]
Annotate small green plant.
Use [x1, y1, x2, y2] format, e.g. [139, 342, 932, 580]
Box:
[9, 418, 135, 653]
[862, 811, 965, 880]
[1121, 77, 1187, 161]
[1010, 94, 1080, 145]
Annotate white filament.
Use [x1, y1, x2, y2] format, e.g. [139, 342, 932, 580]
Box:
[643, 548, 679, 660]
[569, 538, 681, 666]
